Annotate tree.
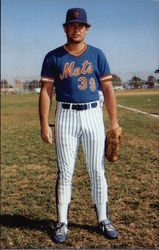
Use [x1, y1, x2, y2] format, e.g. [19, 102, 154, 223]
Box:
[145, 75, 156, 88]
[129, 76, 143, 88]
[23, 81, 30, 90]
[154, 68, 159, 74]
[29, 80, 41, 91]
[112, 74, 122, 87]
[1, 79, 8, 89]
[147, 75, 156, 82]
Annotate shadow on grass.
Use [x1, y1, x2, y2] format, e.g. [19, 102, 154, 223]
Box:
[0, 214, 55, 242]
[0, 214, 99, 241]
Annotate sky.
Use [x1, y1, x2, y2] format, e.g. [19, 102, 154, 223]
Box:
[1, 0, 159, 84]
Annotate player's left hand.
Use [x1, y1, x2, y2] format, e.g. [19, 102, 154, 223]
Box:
[105, 126, 122, 162]
[109, 122, 119, 131]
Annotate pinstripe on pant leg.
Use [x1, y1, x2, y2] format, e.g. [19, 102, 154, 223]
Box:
[81, 106, 108, 204]
[55, 106, 80, 204]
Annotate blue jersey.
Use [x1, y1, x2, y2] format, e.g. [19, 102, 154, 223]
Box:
[41, 44, 112, 103]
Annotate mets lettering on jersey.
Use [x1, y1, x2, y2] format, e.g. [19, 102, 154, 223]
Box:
[59, 60, 93, 79]
[41, 44, 112, 103]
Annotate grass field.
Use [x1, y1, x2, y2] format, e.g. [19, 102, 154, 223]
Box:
[1, 89, 159, 249]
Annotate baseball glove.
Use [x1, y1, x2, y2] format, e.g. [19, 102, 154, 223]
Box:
[105, 126, 122, 162]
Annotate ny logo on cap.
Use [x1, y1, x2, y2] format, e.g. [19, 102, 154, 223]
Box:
[74, 10, 80, 18]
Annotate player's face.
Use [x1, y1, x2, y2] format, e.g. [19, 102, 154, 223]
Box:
[64, 23, 89, 43]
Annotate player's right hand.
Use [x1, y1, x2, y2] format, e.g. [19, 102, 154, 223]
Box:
[41, 125, 52, 144]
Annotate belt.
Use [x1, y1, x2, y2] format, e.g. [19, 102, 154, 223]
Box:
[62, 102, 97, 111]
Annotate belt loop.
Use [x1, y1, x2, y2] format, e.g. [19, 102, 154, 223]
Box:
[59, 102, 62, 109]
[69, 104, 72, 110]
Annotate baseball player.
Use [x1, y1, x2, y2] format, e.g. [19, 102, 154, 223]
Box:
[39, 8, 119, 243]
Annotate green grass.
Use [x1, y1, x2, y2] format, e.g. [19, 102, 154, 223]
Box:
[117, 94, 159, 114]
[1, 91, 159, 248]
[1, 95, 56, 167]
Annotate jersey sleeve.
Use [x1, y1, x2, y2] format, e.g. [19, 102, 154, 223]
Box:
[40, 53, 56, 84]
[98, 50, 113, 83]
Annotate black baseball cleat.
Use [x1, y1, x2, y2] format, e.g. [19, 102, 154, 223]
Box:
[53, 222, 68, 243]
[99, 219, 118, 239]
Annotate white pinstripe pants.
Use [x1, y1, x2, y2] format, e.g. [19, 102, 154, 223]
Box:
[55, 102, 108, 205]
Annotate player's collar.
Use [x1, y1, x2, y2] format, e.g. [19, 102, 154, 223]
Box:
[63, 43, 88, 57]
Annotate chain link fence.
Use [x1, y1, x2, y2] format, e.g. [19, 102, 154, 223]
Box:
[1, 72, 159, 96]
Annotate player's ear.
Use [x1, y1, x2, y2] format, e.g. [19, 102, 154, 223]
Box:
[85, 27, 89, 34]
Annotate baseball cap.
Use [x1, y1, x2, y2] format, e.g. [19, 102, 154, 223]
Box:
[63, 8, 91, 27]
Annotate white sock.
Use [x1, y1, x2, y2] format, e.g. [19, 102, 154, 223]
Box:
[96, 203, 107, 223]
[57, 204, 69, 225]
